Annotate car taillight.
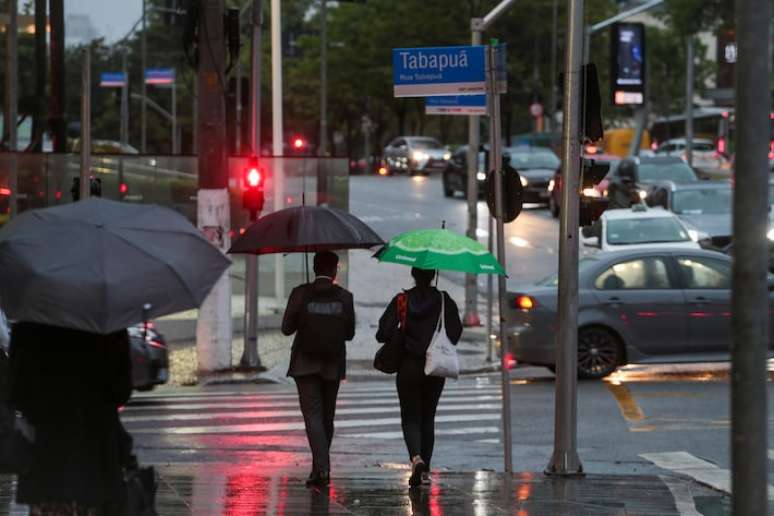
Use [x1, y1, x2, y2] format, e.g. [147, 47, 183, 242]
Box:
[147, 339, 166, 350]
[515, 295, 535, 310]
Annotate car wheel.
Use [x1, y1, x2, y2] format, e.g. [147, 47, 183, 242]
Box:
[549, 195, 559, 218]
[577, 326, 622, 379]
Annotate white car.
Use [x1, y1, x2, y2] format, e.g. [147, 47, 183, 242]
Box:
[655, 138, 730, 179]
[582, 205, 703, 253]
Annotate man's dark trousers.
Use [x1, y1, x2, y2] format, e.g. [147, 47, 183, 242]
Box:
[294, 374, 340, 473]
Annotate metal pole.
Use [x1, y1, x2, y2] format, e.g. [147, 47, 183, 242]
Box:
[684, 36, 694, 167]
[49, 0, 66, 153]
[6, 0, 18, 217]
[121, 52, 129, 146]
[488, 43, 512, 474]
[141, 0, 147, 153]
[486, 187, 494, 363]
[240, 0, 264, 370]
[236, 57, 242, 154]
[546, 0, 584, 477]
[319, 0, 327, 156]
[549, 0, 558, 131]
[192, 79, 198, 154]
[732, 0, 771, 513]
[271, 0, 285, 302]
[172, 76, 177, 154]
[464, 24, 483, 328]
[80, 48, 91, 201]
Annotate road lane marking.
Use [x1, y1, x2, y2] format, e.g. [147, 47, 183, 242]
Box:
[641, 451, 774, 500]
[129, 413, 503, 435]
[605, 381, 646, 423]
[659, 476, 703, 516]
[121, 403, 503, 423]
[343, 426, 500, 440]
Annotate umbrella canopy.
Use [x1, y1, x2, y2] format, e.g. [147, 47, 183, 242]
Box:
[0, 198, 231, 334]
[375, 228, 505, 275]
[228, 205, 384, 255]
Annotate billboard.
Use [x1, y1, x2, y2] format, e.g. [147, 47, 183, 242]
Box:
[610, 22, 645, 106]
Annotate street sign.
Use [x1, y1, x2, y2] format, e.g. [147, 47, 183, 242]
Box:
[145, 68, 175, 86]
[100, 72, 126, 88]
[529, 102, 543, 118]
[392, 45, 486, 97]
[425, 95, 487, 115]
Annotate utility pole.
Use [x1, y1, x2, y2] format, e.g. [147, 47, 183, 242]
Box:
[196, 0, 233, 373]
[546, 0, 584, 477]
[172, 73, 178, 154]
[548, 0, 558, 132]
[49, 0, 65, 153]
[684, 36, 694, 167]
[271, 0, 285, 303]
[32, 0, 46, 152]
[240, 0, 265, 370]
[6, 0, 18, 217]
[80, 48, 91, 201]
[732, 1, 771, 514]
[319, 0, 327, 156]
[121, 53, 129, 146]
[141, 0, 147, 153]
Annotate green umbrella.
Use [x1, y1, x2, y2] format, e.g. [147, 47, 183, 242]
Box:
[375, 228, 505, 275]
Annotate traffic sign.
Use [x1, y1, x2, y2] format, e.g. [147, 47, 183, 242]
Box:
[529, 102, 543, 118]
[100, 72, 126, 88]
[145, 68, 175, 86]
[426, 95, 487, 115]
[392, 45, 486, 97]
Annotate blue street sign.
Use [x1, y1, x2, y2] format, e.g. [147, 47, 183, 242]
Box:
[425, 95, 487, 115]
[145, 68, 175, 86]
[392, 45, 486, 97]
[99, 72, 126, 88]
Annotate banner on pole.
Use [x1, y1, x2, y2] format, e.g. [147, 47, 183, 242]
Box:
[145, 68, 176, 86]
[100, 72, 126, 88]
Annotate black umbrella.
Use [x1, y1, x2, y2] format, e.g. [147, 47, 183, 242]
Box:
[0, 198, 231, 334]
[228, 205, 384, 255]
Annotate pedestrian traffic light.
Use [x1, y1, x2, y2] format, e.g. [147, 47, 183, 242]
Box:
[579, 158, 610, 227]
[292, 136, 306, 152]
[242, 158, 265, 219]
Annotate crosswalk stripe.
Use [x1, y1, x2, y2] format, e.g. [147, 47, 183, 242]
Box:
[121, 403, 503, 424]
[343, 426, 501, 440]
[129, 413, 503, 435]
[124, 394, 502, 413]
[640, 451, 774, 500]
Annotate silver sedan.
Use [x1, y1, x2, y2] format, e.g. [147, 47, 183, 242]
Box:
[506, 248, 774, 379]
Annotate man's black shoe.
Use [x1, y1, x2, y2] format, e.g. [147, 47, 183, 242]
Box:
[305, 470, 330, 488]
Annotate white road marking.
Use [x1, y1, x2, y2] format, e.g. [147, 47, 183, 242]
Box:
[343, 426, 500, 440]
[641, 451, 774, 500]
[768, 449, 774, 461]
[658, 475, 703, 516]
[129, 413, 503, 435]
[121, 403, 503, 423]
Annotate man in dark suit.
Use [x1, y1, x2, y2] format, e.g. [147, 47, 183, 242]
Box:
[282, 251, 355, 487]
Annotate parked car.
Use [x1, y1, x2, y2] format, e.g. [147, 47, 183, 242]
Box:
[654, 138, 730, 179]
[383, 136, 451, 175]
[129, 323, 169, 391]
[441, 145, 488, 198]
[581, 205, 701, 252]
[506, 248, 774, 379]
[505, 147, 560, 205]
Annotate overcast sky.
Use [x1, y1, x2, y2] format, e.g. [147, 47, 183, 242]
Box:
[66, 0, 142, 44]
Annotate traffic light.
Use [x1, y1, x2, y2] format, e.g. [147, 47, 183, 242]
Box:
[291, 136, 306, 153]
[242, 157, 265, 219]
[579, 158, 610, 227]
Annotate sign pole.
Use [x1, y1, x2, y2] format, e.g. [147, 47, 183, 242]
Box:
[80, 48, 91, 201]
[546, 0, 584, 476]
[488, 42, 512, 474]
[172, 73, 178, 154]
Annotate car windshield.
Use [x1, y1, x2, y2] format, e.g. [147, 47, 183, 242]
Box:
[537, 258, 597, 286]
[606, 217, 691, 245]
[638, 162, 697, 183]
[412, 138, 442, 149]
[507, 152, 560, 170]
[672, 188, 732, 215]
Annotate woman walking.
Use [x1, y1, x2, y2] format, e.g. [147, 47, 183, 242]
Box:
[9, 322, 133, 515]
[376, 267, 463, 487]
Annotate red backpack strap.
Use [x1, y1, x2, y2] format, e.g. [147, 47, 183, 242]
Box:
[396, 293, 408, 330]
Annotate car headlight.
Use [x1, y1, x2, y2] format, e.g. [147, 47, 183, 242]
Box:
[520, 175, 528, 187]
[582, 188, 601, 198]
[443, 152, 451, 160]
[767, 228, 774, 242]
[476, 172, 487, 181]
[638, 190, 648, 200]
[412, 150, 428, 162]
[548, 179, 555, 192]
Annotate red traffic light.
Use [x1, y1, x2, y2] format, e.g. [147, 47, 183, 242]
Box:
[292, 137, 305, 150]
[119, 183, 129, 195]
[245, 167, 262, 188]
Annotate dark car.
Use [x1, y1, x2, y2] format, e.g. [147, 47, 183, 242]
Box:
[441, 145, 488, 198]
[129, 324, 169, 391]
[506, 248, 774, 379]
[505, 147, 560, 205]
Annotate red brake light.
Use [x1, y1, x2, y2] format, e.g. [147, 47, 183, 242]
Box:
[0, 188, 10, 196]
[516, 295, 535, 310]
[293, 137, 305, 149]
[119, 183, 128, 195]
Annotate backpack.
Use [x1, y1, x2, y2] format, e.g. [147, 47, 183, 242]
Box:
[299, 286, 349, 356]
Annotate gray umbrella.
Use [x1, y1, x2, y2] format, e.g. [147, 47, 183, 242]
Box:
[0, 198, 230, 334]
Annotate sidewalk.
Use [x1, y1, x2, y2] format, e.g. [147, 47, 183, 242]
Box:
[0, 467, 732, 515]
[163, 250, 500, 386]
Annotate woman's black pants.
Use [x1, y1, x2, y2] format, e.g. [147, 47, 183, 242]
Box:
[396, 355, 445, 467]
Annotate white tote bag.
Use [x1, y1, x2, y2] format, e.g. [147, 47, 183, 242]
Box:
[424, 292, 459, 379]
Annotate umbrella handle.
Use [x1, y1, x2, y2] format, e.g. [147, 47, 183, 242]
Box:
[142, 303, 152, 340]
